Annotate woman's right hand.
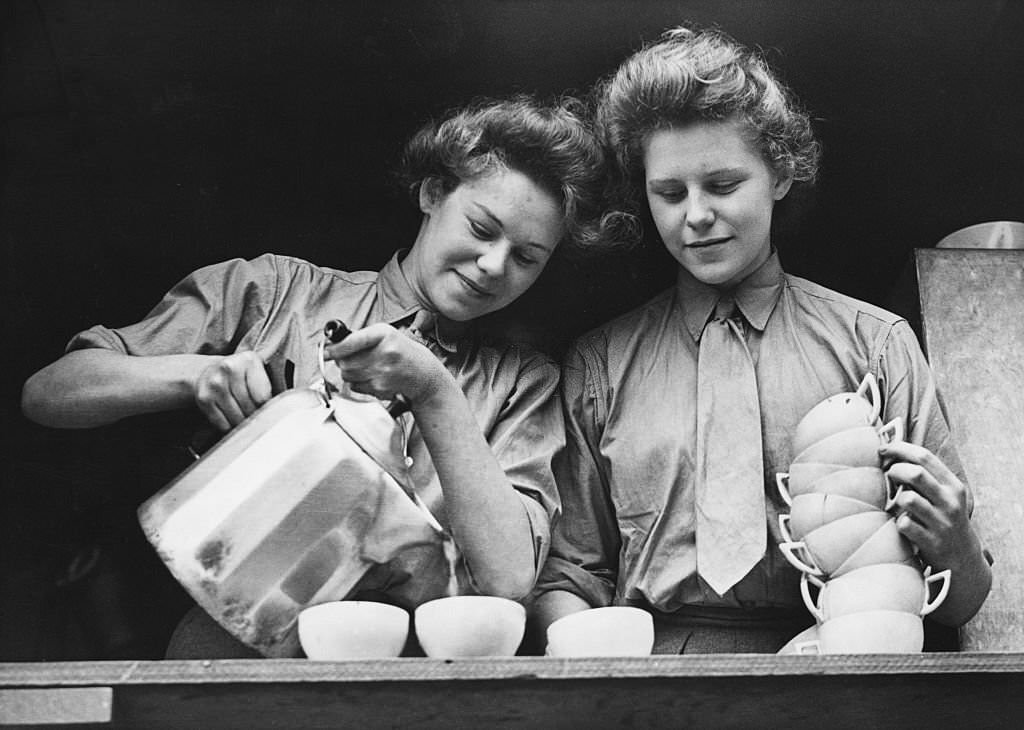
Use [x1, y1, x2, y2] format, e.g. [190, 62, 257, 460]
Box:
[194, 351, 273, 432]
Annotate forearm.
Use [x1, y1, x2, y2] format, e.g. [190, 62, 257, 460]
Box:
[925, 531, 993, 627]
[22, 349, 218, 428]
[531, 589, 592, 635]
[411, 374, 540, 599]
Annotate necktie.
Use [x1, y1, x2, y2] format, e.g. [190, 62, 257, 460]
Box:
[695, 297, 767, 596]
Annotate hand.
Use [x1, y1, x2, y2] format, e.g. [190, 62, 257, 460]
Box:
[194, 351, 273, 432]
[880, 441, 981, 571]
[323, 323, 447, 405]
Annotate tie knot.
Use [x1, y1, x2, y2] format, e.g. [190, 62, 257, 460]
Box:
[714, 297, 737, 321]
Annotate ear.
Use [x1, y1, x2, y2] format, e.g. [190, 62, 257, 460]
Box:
[418, 177, 445, 214]
[773, 169, 795, 201]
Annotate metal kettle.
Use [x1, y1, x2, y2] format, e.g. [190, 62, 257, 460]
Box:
[138, 322, 446, 657]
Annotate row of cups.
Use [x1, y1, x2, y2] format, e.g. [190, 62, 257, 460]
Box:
[298, 595, 658, 660]
[776, 374, 950, 654]
[298, 595, 527, 659]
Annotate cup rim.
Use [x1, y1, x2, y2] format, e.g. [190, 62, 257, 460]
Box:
[547, 605, 652, 631]
[415, 594, 525, 618]
[820, 607, 924, 627]
[791, 424, 886, 465]
[299, 600, 409, 623]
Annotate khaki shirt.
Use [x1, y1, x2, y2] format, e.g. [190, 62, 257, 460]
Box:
[69, 252, 563, 597]
[538, 252, 964, 612]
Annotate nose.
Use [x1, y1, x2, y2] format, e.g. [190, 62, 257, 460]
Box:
[685, 192, 715, 230]
[476, 242, 509, 277]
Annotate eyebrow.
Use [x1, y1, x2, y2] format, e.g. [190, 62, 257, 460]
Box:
[472, 203, 554, 254]
[648, 167, 748, 186]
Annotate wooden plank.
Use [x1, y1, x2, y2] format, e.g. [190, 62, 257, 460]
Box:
[2, 656, 1023, 729]
[916, 249, 1024, 651]
[0, 687, 112, 725]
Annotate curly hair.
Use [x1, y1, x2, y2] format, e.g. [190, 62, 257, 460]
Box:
[399, 94, 637, 254]
[596, 26, 821, 211]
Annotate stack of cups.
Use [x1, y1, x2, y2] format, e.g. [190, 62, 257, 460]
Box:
[776, 374, 952, 653]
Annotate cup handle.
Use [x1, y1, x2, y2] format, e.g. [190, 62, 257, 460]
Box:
[884, 474, 903, 512]
[776, 473, 793, 506]
[779, 541, 824, 576]
[779, 513, 795, 543]
[878, 417, 904, 445]
[799, 572, 826, 622]
[794, 639, 821, 655]
[921, 567, 953, 616]
[856, 372, 882, 425]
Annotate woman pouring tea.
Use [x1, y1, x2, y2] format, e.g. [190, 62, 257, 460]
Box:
[22, 94, 629, 657]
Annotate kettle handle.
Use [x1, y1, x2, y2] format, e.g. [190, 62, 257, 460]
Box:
[324, 319, 412, 419]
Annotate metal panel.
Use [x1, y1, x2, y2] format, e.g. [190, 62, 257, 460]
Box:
[916, 248, 1024, 651]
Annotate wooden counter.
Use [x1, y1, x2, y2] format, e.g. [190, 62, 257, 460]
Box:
[3, 654, 1024, 728]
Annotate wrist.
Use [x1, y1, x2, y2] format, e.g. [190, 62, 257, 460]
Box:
[409, 365, 459, 410]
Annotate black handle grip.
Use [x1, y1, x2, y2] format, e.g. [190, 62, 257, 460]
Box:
[386, 395, 411, 418]
[323, 319, 352, 343]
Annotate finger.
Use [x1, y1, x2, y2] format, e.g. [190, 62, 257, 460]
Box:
[198, 400, 233, 433]
[325, 325, 389, 359]
[886, 461, 967, 517]
[891, 486, 941, 531]
[885, 460, 944, 503]
[893, 510, 938, 556]
[233, 360, 271, 413]
[879, 441, 958, 485]
[345, 379, 381, 398]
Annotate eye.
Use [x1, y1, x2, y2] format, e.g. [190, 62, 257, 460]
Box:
[652, 189, 685, 203]
[511, 248, 540, 266]
[469, 220, 495, 240]
[709, 180, 741, 194]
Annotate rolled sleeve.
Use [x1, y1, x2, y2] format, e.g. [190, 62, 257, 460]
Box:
[65, 255, 281, 357]
[535, 341, 619, 608]
[877, 320, 968, 488]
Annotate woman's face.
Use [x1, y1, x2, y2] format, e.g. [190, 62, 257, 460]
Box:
[643, 120, 793, 289]
[404, 167, 564, 321]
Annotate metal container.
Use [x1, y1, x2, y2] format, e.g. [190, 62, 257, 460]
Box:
[138, 386, 445, 657]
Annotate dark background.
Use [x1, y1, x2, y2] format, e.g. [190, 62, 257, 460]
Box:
[3, 1, 1022, 660]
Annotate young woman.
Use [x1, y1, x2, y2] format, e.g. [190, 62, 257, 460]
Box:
[532, 27, 991, 653]
[22, 94, 628, 657]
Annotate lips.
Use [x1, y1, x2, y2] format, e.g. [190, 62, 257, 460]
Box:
[455, 271, 493, 297]
[686, 237, 731, 248]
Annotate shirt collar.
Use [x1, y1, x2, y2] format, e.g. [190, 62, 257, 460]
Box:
[676, 250, 785, 342]
[376, 250, 464, 353]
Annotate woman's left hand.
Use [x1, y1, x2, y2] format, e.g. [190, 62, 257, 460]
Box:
[879, 440, 980, 571]
[323, 322, 448, 405]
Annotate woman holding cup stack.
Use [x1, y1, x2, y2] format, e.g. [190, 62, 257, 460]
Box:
[532, 25, 991, 654]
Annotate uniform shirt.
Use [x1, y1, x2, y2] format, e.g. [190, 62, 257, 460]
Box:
[537, 251, 964, 613]
[68, 251, 563, 597]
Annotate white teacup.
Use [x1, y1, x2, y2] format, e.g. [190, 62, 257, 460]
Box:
[831, 518, 918, 578]
[298, 601, 409, 660]
[777, 466, 899, 508]
[784, 492, 883, 541]
[795, 609, 924, 654]
[779, 463, 853, 498]
[792, 373, 882, 456]
[414, 595, 525, 658]
[778, 510, 891, 577]
[546, 606, 654, 657]
[791, 418, 903, 468]
[801, 564, 952, 622]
